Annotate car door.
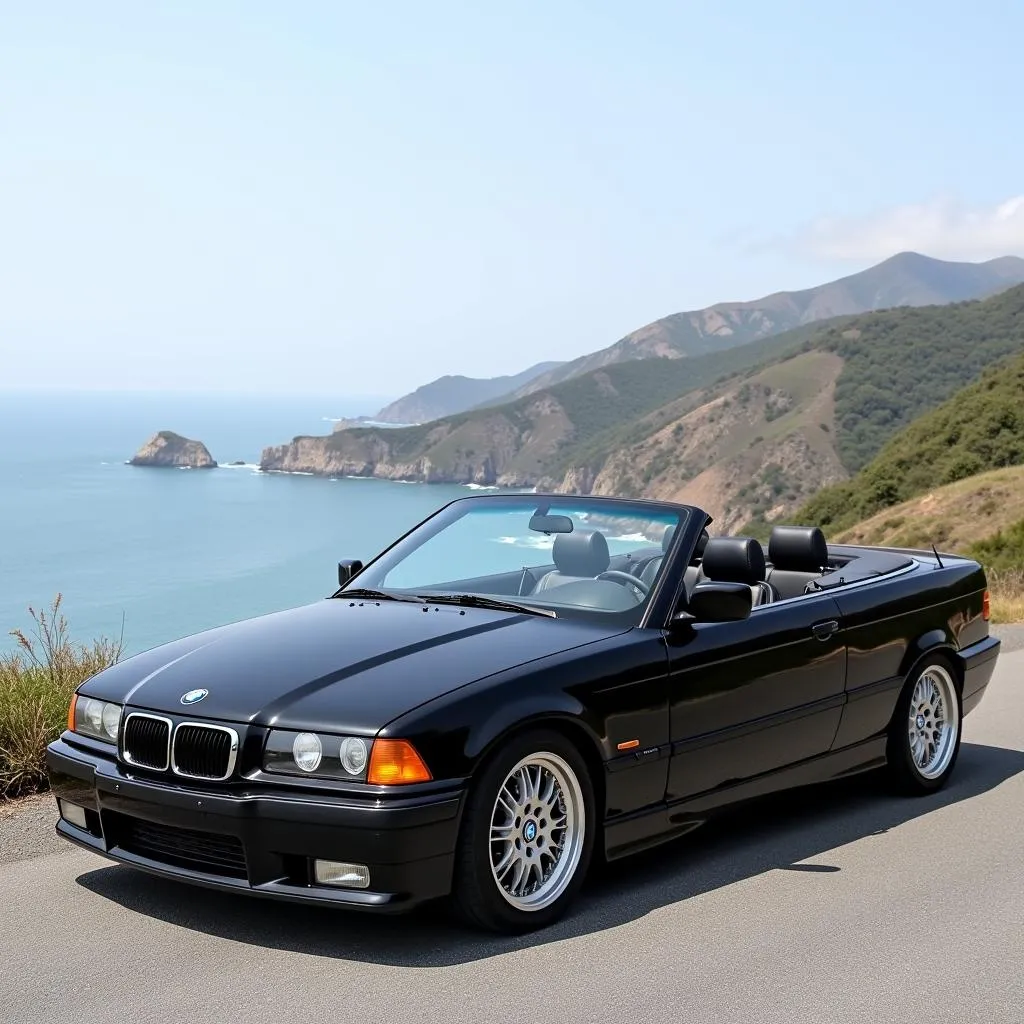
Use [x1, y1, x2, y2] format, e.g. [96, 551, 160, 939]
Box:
[665, 591, 847, 803]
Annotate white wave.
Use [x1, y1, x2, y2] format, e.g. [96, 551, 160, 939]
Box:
[176, 465, 192, 470]
[342, 474, 373, 480]
[219, 462, 260, 470]
[323, 416, 418, 428]
[464, 483, 500, 491]
[608, 532, 653, 543]
[494, 535, 556, 550]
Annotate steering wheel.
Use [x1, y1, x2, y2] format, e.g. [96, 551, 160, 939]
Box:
[595, 570, 650, 598]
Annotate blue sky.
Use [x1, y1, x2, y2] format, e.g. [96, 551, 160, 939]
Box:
[2, 1, 1022, 398]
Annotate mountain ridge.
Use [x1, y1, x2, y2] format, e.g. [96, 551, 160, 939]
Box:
[508, 252, 1024, 399]
[372, 360, 564, 424]
[260, 282, 1024, 533]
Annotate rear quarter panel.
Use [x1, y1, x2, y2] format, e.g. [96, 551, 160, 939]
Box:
[831, 556, 988, 749]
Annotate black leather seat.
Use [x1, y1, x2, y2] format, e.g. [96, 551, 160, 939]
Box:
[535, 529, 610, 592]
[700, 536, 777, 606]
[639, 526, 708, 589]
[766, 525, 829, 599]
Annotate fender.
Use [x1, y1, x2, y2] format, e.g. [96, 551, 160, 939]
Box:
[465, 696, 606, 767]
[898, 628, 958, 682]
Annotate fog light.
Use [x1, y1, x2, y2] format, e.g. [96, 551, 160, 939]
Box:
[59, 800, 88, 830]
[314, 860, 371, 889]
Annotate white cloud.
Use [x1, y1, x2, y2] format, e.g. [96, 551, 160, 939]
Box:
[796, 194, 1024, 263]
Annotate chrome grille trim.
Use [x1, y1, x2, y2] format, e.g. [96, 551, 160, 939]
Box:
[121, 712, 173, 771]
[171, 721, 239, 781]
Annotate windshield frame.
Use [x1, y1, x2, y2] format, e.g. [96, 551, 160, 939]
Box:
[336, 492, 700, 629]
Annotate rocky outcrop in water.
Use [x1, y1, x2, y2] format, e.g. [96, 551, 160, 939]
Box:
[129, 431, 217, 469]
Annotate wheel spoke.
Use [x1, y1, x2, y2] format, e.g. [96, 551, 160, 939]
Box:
[493, 845, 516, 876]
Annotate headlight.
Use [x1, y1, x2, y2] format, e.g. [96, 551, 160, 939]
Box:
[263, 732, 430, 784]
[264, 730, 370, 782]
[292, 732, 323, 773]
[69, 695, 122, 744]
[339, 736, 368, 776]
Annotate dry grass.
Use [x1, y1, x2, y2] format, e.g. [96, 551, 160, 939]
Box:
[0, 596, 123, 800]
[988, 568, 1024, 625]
[835, 466, 1024, 552]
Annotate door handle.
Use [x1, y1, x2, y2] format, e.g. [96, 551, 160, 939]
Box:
[812, 619, 839, 641]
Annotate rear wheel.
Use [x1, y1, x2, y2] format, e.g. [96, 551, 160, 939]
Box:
[887, 656, 962, 794]
[451, 729, 595, 933]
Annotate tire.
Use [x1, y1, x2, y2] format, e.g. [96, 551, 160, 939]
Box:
[450, 728, 596, 933]
[886, 655, 963, 795]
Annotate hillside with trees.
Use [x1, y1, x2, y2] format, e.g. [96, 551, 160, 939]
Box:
[799, 343, 1024, 532]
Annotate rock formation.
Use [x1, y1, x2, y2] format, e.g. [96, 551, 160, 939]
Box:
[129, 431, 217, 469]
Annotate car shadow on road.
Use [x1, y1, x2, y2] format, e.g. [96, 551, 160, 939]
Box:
[76, 740, 1024, 966]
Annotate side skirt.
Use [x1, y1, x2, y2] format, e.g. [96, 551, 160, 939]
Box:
[602, 735, 888, 862]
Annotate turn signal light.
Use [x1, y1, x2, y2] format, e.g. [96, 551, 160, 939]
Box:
[67, 694, 78, 733]
[367, 739, 432, 785]
[983, 590, 991, 621]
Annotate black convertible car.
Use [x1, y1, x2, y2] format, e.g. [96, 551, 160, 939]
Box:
[47, 493, 1000, 932]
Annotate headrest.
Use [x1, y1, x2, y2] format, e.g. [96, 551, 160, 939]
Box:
[701, 536, 765, 585]
[552, 529, 610, 577]
[768, 525, 828, 573]
[661, 525, 676, 552]
[691, 529, 709, 565]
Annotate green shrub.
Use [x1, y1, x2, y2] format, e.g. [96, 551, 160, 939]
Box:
[1, 596, 123, 799]
[967, 518, 1024, 573]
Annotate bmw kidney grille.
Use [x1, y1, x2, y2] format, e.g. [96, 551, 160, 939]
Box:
[172, 723, 239, 780]
[122, 716, 238, 781]
[122, 713, 172, 771]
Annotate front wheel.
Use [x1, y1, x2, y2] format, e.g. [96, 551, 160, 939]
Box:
[451, 729, 595, 933]
[886, 656, 963, 794]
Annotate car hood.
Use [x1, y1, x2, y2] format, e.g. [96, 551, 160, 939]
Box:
[82, 598, 627, 732]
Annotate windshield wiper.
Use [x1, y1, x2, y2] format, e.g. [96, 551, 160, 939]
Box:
[416, 593, 557, 618]
[337, 588, 425, 604]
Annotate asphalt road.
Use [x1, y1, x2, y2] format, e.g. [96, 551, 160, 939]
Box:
[2, 649, 1022, 1024]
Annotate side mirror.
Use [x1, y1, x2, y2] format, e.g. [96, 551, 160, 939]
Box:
[338, 559, 364, 586]
[673, 581, 752, 624]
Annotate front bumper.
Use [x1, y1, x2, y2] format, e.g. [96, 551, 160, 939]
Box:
[46, 735, 465, 912]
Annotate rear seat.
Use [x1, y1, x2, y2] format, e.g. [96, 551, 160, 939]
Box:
[766, 525, 829, 599]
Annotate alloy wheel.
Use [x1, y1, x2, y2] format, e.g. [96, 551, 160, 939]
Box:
[487, 752, 585, 911]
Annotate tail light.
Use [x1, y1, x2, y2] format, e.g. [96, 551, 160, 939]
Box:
[982, 589, 991, 621]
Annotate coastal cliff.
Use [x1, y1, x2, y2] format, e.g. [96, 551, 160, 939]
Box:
[129, 431, 217, 469]
[259, 415, 546, 488]
[259, 394, 576, 487]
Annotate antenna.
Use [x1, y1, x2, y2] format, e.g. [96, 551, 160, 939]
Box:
[931, 543, 945, 569]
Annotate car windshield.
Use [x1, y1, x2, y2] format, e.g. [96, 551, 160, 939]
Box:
[342, 495, 689, 623]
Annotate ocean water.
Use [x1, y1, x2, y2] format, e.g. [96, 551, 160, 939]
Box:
[0, 391, 482, 655]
